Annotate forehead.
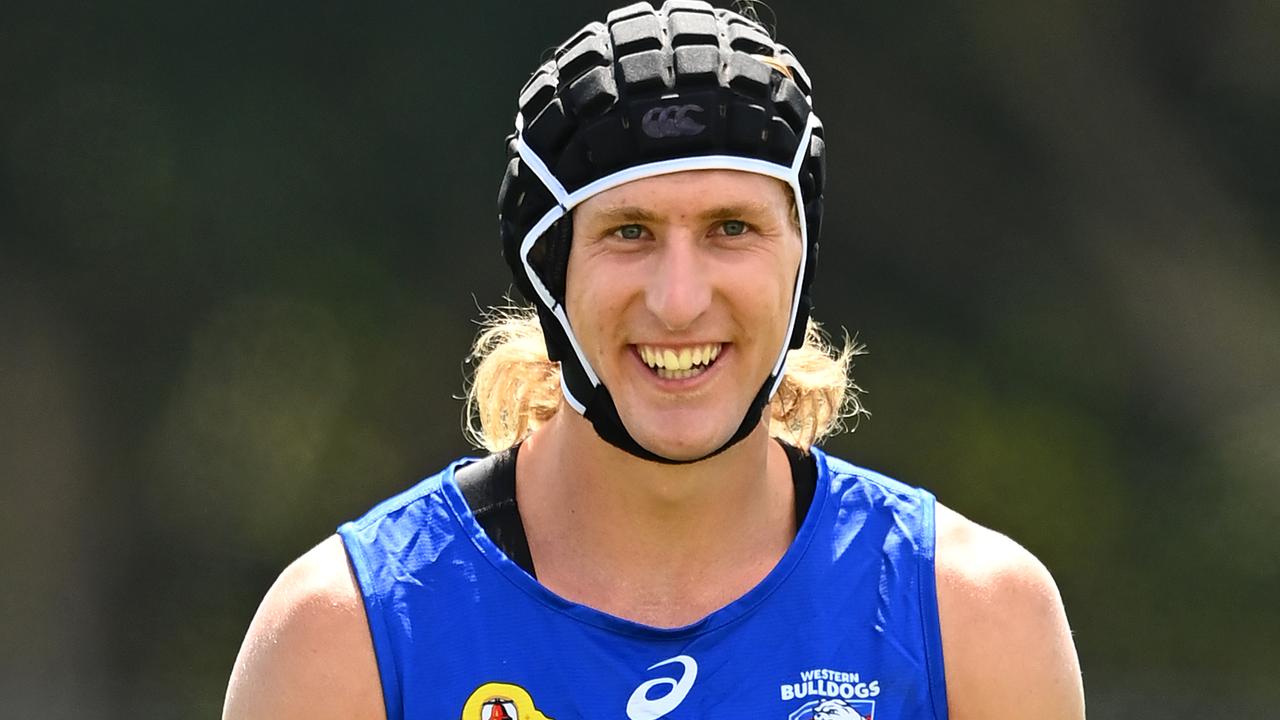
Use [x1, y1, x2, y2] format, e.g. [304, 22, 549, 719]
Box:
[574, 169, 793, 218]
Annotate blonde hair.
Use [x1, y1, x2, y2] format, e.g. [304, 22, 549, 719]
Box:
[463, 306, 864, 453]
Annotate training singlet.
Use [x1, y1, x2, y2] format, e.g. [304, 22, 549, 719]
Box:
[337, 447, 949, 720]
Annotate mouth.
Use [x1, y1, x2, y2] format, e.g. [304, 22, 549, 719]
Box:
[634, 343, 724, 381]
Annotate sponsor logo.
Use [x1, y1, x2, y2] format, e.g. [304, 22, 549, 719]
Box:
[626, 654, 699, 720]
[641, 104, 706, 138]
[780, 668, 880, 720]
[461, 682, 555, 720]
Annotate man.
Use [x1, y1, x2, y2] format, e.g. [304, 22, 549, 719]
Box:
[224, 3, 1085, 719]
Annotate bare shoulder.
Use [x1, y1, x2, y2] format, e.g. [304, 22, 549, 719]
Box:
[223, 534, 385, 720]
[934, 503, 1085, 720]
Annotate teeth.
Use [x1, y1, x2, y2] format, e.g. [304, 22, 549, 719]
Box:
[638, 343, 723, 374]
[656, 367, 694, 380]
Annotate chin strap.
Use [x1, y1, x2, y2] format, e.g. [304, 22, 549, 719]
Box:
[581, 373, 775, 465]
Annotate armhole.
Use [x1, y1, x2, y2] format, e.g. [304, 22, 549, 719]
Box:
[337, 523, 403, 720]
[917, 491, 950, 720]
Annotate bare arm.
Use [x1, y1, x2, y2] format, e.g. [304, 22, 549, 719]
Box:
[936, 504, 1086, 720]
[223, 535, 386, 720]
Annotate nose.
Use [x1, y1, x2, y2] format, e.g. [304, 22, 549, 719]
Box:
[644, 236, 711, 332]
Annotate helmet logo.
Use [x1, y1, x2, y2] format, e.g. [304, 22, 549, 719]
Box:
[641, 104, 706, 138]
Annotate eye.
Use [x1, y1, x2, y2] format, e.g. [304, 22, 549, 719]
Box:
[720, 220, 749, 236]
[616, 224, 645, 240]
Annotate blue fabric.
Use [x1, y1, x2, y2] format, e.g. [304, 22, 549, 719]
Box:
[337, 447, 948, 720]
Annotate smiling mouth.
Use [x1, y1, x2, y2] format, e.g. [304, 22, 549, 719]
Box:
[635, 343, 724, 380]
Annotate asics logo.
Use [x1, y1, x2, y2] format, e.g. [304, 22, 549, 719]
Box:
[641, 104, 706, 138]
[626, 655, 698, 720]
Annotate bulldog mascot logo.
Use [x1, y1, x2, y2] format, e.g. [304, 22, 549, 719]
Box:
[789, 698, 874, 720]
[461, 682, 555, 720]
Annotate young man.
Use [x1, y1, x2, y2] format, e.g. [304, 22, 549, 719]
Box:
[223, 3, 1085, 719]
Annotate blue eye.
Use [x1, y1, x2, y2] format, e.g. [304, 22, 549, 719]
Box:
[617, 224, 644, 240]
[721, 220, 748, 236]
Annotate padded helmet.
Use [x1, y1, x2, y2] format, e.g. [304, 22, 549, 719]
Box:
[497, 0, 826, 463]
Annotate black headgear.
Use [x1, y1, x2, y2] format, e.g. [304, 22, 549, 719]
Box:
[497, 0, 826, 464]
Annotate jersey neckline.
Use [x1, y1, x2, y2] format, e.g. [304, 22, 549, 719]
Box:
[437, 445, 834, 640]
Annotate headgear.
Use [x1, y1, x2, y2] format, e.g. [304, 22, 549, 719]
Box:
[498, 0, 826, 463]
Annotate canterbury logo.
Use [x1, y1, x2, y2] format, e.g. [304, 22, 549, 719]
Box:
[626, 655, 698, 720]
[641, 104, 706, 138]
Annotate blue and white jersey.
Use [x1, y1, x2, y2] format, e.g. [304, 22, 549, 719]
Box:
[337, 447, 948, 720]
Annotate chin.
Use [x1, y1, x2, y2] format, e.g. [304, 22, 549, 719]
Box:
[621, 416, 741, 463]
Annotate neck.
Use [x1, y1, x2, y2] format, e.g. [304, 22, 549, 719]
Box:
[516, 407, 797, 627]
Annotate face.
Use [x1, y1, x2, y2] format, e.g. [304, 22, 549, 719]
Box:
[565, 169, 803, 460]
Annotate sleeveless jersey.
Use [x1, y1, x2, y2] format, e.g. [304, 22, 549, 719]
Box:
[337, 447, 949, 720]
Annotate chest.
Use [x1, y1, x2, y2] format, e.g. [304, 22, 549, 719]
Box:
[343, 458, 949, 720]
[529, 550, 788, 629]
[432, 613, 904, 720]
[394, 559, 937, 720]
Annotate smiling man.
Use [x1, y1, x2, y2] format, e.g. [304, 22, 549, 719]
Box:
[224, 3, 1085, 720]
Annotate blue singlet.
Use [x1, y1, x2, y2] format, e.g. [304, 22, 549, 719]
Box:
[337, 447, 949, 720]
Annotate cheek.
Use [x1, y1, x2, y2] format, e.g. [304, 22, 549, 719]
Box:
[776, 241, 804, 306]
[563, 249, 594, 332]
[564, 259, 628, 348]
[746, 249, 803, 344]
[734, 252, 799, 311]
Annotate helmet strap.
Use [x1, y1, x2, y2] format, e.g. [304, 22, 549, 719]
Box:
[538, 303, 782, 465]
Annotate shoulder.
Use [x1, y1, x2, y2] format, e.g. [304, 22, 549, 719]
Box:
[817, 450, 931, 504]
[934, 504, 1085, 720]
[814, 450, 938, 534]
[223, 535, 385, 720]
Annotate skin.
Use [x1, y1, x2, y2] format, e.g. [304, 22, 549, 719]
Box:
[223, 169, 1085, 720]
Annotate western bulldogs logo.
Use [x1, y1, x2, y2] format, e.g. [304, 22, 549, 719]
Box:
[788, 698, 874, 720]
[780, 668, 880, 720]
[641, 104, 706, 138]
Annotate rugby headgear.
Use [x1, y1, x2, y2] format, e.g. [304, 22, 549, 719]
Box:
[497, 0, 826, 463]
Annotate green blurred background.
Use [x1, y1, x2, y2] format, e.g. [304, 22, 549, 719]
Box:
[1, 0, 1277, 717]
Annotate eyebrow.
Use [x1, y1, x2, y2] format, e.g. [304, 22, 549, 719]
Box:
[585, 201, 777, 225]
[586, 206, 662, 224]
[701, 202, 775, 221]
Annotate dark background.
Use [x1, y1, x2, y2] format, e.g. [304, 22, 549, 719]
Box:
[2, 1, 1277, 717]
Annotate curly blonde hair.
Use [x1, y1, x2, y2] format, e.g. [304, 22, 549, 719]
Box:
[463, 306, 864, 453]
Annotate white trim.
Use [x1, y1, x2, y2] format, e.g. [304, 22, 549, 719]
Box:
[564, 155, 796, 206]
[767, 113, 819, 398]
[559, 373, 587, 414]
[515, 135, 568, 206]
[515, 204, 603, 395]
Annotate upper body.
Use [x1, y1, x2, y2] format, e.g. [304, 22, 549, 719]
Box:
[222, 446, 1085, 720]
[224, 2, 1084, 717]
